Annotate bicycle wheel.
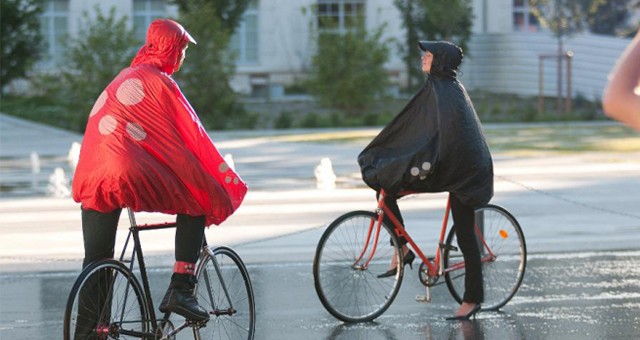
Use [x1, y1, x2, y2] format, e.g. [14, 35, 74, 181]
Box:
[195, 246, 255, 340]
[63, 259, 148, 340]
[444, 204, 527, 311]
[313, 210, 403, 323]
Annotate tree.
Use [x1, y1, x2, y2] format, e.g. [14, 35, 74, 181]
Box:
[530, 0, 598, 112]
[37, 6, 138, 131]
[394, 0, 474, 91]
[307, 26, 390, 115]
[0, 0, 43, 91]
[170, 0, 252, 129]
[583, 0, 632, 36]
[171, 0, 250, 33]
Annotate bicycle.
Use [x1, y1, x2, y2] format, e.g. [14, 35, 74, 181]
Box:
[63, 208, 256, 339]
[313, 189, 526, 323]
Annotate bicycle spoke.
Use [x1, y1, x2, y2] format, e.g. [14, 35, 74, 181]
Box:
[314, 211, 403, 322]
[444, 205, 527, 310]
[64, 260, 147, 340]
[196, 246, 255, 339]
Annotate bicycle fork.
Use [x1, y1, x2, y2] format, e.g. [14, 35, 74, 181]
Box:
[352, 211, 384, 270]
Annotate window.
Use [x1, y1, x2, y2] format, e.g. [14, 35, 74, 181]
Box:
[317, 0, 365, 33]
[230, 1, 259, 64]
[513, 0, 540, 33]
[133, 0, 166, 43]
[39, 0, 69, 67]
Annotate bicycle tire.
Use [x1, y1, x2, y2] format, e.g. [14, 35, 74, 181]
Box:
[443, 204, 527, 311]
[313, 210, 404, 323]
[63, 259, 149, 340]
[194, 246, 255, 340]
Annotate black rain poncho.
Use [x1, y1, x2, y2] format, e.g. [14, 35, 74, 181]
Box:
[358, 75, 493, 207]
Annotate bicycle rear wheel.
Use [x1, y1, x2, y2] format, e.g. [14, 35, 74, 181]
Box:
[63, 259, 148, 340]
[313, 210, 403, 323]
[195, 246, 255, 340]
[444, 204, 527, 311]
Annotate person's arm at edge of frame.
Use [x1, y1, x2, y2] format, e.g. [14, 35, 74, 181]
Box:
[602, 30, 640, 131]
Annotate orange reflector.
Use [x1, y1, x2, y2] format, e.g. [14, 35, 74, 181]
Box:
[499, 229, 509, 239]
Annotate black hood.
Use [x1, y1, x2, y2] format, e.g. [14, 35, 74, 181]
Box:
[418, 41, 463, 78]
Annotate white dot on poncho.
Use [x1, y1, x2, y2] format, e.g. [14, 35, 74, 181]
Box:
[99, 115, 118, 135]
[116, 78, 145, 105]
[126, 122, 147, 141]
[89, 91, 108, 117]
[219, 162, 229, 173]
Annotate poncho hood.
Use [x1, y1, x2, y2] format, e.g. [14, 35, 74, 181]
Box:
[131, 19, 196, 75]
[418, 40, 464, 79]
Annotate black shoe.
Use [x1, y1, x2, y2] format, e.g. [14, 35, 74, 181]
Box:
[159, 277, 209, 321]
[446, 304, 481, 321]
[377, 250, 416, 278]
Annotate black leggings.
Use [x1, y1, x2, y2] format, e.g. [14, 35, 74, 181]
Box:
[81, 207, 205, 269]
[381, 193, 484, 303]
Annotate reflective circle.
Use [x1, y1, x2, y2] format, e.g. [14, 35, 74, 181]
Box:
[126, 122, 147, 141]
[89, 91, 108, 117]
[98, 115, 118, 135]
[116, 78, 145, 105]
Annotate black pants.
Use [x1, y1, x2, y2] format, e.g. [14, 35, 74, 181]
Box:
[381, 193, 484, 303]
[81, 207, 205, 268]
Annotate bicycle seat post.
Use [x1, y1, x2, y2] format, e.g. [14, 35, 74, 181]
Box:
[127, 208, 138, 228]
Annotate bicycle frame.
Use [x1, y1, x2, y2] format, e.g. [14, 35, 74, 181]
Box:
[114, 209, 242, 338]
[199, 248, 237, 317]
[114, 209, 178, 338]
[355, 190, 497, 278]
[114, 209, 219, 338]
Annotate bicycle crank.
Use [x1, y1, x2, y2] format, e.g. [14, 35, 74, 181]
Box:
[415, 285, 431, 303]
[418, 261, 439, 287]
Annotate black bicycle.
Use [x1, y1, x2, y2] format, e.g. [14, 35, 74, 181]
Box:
[63, 208, 255, 339]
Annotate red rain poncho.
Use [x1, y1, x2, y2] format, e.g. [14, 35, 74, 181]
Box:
[72, 19, 247, 226]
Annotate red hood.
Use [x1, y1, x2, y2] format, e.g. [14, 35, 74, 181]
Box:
[131, 19, 195, 75]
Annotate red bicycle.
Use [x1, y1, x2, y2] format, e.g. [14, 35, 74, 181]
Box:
[313, 189, 527, 323]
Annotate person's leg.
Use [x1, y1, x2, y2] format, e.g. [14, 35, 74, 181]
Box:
[77, 207, 121, 337]
[376, 193, 414, 277]
[159, 214, 209, 321]
[377, 192, 407, 247]
[82, 207, 121, 268]
[449, 194, 483, 317]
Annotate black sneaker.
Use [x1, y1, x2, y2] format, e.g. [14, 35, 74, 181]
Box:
[159, 277, 209, 321]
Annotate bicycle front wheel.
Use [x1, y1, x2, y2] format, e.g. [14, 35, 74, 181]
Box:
[444, 204, 527, 311]
[63, 259, 148, 340]
[313, 210, 403, 323]
[195, 246, 255, 340]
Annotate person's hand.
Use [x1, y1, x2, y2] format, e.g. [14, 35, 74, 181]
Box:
[603, 30, 640, 131]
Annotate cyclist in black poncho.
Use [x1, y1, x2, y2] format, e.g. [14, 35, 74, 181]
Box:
[358, 40, 494, 320]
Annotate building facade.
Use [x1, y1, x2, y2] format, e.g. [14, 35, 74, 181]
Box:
[37, 0, 634, 101]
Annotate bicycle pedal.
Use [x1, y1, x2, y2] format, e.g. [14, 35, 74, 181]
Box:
[415, 294, 431, 303]
[439, 242, 458, 252]
[187, 319, 208, 328]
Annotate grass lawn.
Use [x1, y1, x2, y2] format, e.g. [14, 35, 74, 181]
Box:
[257, 122, 640, 155]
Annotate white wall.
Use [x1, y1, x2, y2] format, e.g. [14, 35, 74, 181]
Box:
[461, 32, 631, 101]
[471, 0, 513, 34]
[67, 0, 130, 38]
[31, 0, 634, 102]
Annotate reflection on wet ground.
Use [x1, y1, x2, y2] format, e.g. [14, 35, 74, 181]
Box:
[1, 250, 639, 339]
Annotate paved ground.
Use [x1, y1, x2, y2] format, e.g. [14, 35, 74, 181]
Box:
[2, 250, 640, 339]
[1, 113, 640, 339]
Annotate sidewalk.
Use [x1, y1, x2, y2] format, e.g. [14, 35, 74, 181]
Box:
[1, 113, 640, 273]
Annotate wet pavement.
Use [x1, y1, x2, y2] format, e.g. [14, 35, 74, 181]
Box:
[1, 250, 640, 339]
[2, 113, 640, 338]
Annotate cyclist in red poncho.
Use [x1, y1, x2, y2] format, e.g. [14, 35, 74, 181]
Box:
[72, 19, 247, 322]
